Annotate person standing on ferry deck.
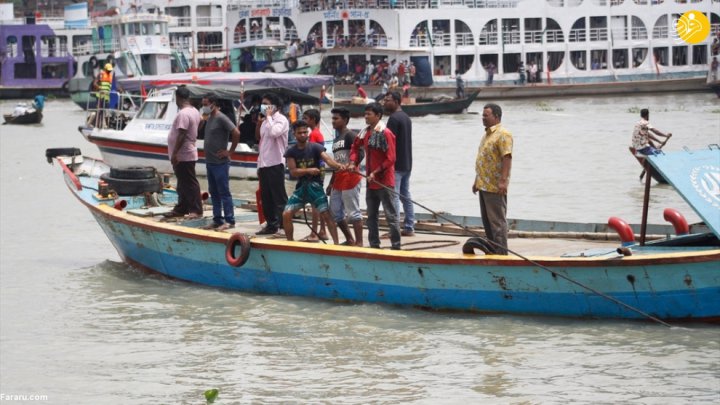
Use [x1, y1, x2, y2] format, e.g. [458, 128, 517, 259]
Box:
[255, 92, 289, 235]
[384, 91, 415, 237]
[164, 86, 203, 219]
[473, 103, 512, 255]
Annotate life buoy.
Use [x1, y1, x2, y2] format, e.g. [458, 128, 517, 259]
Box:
[663, 208, 689, 236]
[608, 217, 635, 246]
[284, 57, 298, 71]
[89, 56, 98, 69]
[225, 233, 251, 267]
[462, 237, 493, 255]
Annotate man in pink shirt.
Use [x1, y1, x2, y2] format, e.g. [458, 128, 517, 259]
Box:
[254, 92, 289, 235]
[164, 86, 203, 218]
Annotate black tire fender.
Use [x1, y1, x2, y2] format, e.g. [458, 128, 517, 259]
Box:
[226, 233, 251, 267]
[462, 237, 493, 255]
[45, 147, 82, 163]
[100, 173, 162, 196]
[284, 57, 298, 71]
[61, 81, 69, 93]
[262, 66, 275, 73]
[110, 166, 157, 180]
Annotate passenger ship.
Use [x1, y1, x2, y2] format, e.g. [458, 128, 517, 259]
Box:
[225, 0, 718, 94]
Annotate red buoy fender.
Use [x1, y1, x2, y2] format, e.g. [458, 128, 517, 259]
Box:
[663, 208, 689, 236]
[608, 217, 635, 246]
[226, 233, 251, 267]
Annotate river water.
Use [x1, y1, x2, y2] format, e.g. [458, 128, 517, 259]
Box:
[0, 95, 718, 404]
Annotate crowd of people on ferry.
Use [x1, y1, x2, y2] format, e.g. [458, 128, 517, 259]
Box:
[322, 58, 417, 89]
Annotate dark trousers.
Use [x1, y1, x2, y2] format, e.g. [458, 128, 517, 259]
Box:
[173, 161, 203, 215]
[258, 164, 288, 231]
[479, 190, 508, 255]
[366, 187, 400, 249]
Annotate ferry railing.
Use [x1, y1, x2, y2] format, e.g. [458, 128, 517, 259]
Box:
[611, 27, 628, 41]
[545, 29, 564, 43]
[652, 25, 670, 39]
[477, 31, 498, 45]
[589, 28, 608, 42]
[196, 43, 224, 53]
[455, 32, 474, 46]
[502, 31, 520, 45]
[197, 16, 223, 28]
[524, 30, 543, 44]
[168, 16, 192, 28]
[631, 27, 648, 40]
[569, 29, 586, 42]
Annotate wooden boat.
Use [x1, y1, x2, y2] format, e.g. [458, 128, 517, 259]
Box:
[3, 109, 42, 125]
[628, 147, 668, 184]
[45, 148, 720, 323]
[333, 91, 479, 118]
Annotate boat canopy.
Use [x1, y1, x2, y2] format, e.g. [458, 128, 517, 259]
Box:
[118, 72, 334, 92]
[180, 84, 320, 105]
[648, 148, 720, 238]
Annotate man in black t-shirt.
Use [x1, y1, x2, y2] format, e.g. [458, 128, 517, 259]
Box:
[282, 120, 345, 244]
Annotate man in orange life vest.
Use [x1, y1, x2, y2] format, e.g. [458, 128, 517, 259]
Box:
[93, 63, 113, 128]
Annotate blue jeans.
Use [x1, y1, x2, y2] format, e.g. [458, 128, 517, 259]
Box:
[394, 170, 415, 231]
[206, 162, 234, 225]
[366, 188, 400, 249]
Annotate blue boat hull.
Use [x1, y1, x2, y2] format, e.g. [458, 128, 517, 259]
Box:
[85, 204, 720, 322]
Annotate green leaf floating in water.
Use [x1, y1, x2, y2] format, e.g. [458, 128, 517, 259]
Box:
[204, 388, 219, 403]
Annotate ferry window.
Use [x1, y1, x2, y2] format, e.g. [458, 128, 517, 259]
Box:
[589, 16, 608, 41]
[480, 54, 498, 75]
[653, 47, 669, 66]
[547, 51, 564, 71]
[455, 55, 474, 74]
[454, 21, 473, 47]
[672, 46, 687, 66]
[41, 35, 57, 57]
[632, 48, 648, 66]
[545, 19, 564, 43]
[569, 18, 586, 42]
[570, 50, 587, 70]
[6, 35, 18, 58]
[136, 102, 169, 120]
[526, 53, 544, 79]
[433, 56, 450, 75]
[524, 18, 543, 44]
[154, 23, 162, 36]
[501, 19, 520, 45]
[41, 62, 68, 79]
[412, 22, 431, 47]
[142, 23, 151, 36]
[502, 53, 521, 74]
[652, 15, 669, 39]
[631, 16, 647, 40]
[590, 50, 607, 69]
[611, 16, 628, 41]
[234, 22, 247, 44]
[283, 18, 298, 41]
[613, 49, 628, 68]
[692, 45, 707, 65]
[478, 20, 498, 46]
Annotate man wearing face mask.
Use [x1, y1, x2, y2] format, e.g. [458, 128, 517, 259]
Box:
[201, 95, 241, 231]
[198, 96, 211, 140]
[254, 93, 289, 235]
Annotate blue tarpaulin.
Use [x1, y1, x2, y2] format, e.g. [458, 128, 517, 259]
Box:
[648, 148, 720, 238]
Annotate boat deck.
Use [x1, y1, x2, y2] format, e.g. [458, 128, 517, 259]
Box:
[142, 201, 621, 257]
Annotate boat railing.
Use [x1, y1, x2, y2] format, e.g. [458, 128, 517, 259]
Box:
[196, 43, 224, 53]
[84, 92, 142, 131]
[168, 16, 193, 28]
[196, 16, 224, 28]
[297, 0, 517, 10]
[524, 30, 544, 44]
[502, 31, 521, 45]
[652, 25, 670, 39]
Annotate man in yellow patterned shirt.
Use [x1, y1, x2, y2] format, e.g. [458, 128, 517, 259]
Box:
[472, 103, 513, 255]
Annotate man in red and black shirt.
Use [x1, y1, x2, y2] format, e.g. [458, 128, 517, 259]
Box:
[349, 102, 401, 250]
